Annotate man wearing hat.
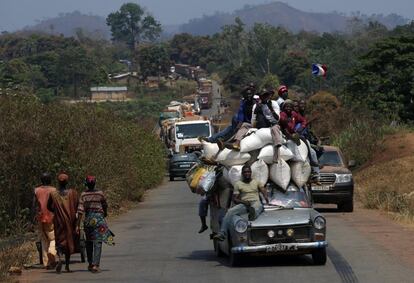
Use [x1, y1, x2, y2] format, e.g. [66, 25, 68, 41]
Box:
[47, 172, 79, 273]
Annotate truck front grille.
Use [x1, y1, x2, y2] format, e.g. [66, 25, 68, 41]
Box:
[319, 173, 336, 184]
[249, 225, 311, 245]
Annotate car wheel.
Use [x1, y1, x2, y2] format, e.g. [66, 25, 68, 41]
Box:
[213, 239, 225, 257]
[169, 175, 174, 181]
[312, 247, 327, 265]
[339, 199, 353, 212]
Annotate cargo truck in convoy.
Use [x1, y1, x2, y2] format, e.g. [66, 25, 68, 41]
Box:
[197, 79, 213, 109]
[172, 117, 212, 154]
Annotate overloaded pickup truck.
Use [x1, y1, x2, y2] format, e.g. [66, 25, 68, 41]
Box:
[311, 145, 355, 212]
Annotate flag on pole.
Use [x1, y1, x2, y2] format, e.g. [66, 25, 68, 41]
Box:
[312, 63, 327, 77]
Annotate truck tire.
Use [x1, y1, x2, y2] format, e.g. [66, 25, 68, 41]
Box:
[169, 175, 174, 181]
[312, 247, 327, 265]
[339, 199, 353, 212]
[213, 239, 225, 257]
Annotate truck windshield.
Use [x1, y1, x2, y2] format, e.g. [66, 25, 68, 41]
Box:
[319, 151, 343, 166]
[268, 187, 311, 208]
[176, 123, 210, 139]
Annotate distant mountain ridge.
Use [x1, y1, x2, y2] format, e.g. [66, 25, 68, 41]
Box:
[22, 2, 409, 38]
[179, 1, 409, 35]
[24, 11, 111, 39]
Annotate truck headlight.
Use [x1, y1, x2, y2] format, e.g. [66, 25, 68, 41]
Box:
[235, 219, 248, 234]
[314, 217, 326, 230]
[335, 174, 352, 183]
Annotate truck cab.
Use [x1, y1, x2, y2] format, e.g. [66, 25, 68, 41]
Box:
[173, 119, 212, 154]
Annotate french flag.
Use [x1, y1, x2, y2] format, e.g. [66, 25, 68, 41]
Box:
[312, 63, 327, 77]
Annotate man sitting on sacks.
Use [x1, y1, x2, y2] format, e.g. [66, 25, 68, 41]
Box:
[214, 165, 269, 241]
[224, 89, 282, 162]
[279, 100, 321, 182]
[198, 83, 256, 149]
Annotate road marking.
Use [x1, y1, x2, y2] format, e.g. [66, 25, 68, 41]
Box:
[328, 245, 359, 283]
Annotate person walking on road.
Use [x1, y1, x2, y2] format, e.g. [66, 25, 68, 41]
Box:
[214, 165, 268, 241]
[47, 172, 79, 273]
[77, 176, 114, 273]
[32, 172, 57, 269]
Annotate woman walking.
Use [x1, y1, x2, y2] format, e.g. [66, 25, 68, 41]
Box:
[77, 176, 114, 273]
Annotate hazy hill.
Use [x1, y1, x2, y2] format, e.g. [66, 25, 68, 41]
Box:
[24, 11, 111, 40]
[179, 2, 409, 35]
[21, 2, 409, 39]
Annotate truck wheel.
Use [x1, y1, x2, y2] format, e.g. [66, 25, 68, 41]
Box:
[213, 239, 225, 257]
[339, 199, 353, 212]
[169, 175, 174, 181]
[312, 247, 327, 265]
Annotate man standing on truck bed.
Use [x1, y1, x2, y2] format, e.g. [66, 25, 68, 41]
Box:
[214, 165, 268, 241]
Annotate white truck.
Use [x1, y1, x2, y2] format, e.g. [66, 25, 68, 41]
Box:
[173, 118, 213, 154]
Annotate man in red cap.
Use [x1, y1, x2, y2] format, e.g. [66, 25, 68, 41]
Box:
[276, 85, 289, 108]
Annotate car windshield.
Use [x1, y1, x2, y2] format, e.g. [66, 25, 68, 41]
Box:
[171, 153, 198, 162]
[268, 186, 311, 208]
[319, 151, 343, 166]
[176, 123, 210, 139]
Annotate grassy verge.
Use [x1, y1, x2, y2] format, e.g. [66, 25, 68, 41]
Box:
[0, 241, 36, 282]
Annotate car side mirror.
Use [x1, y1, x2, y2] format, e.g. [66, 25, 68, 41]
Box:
[348, 160, 356, 168]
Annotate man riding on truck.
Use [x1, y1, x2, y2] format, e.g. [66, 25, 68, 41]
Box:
[214, 165, 269, 241]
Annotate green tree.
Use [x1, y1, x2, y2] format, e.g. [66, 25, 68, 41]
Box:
[345, 36, 414, 121]
[138, 44, 171, 79]
[106, 3, 162, 51]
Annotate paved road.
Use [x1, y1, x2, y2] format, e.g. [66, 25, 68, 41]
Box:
[23, 179, 414, 283]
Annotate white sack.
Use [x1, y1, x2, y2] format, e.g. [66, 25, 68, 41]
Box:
[251, 160, 269, 186]
[201, 141, 219, 160]
[255, 128, 273, 145]
[290, 161, 311, 188]
[240, 133, 263, 153]
[228, 165, 243, 186]
[258, 145, 295, 164]
[269, 159, 291, 190]
[216, 149, 251, 167]
[286, 140, 308, 162]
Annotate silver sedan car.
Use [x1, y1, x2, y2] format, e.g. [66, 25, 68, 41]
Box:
[212, 184, 327, 266]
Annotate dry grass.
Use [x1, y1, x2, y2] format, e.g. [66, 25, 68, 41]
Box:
[355, 153, 414, 221]
[0, 241, 36, 282]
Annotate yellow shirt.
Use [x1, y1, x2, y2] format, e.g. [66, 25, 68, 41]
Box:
[234, 179, 261, 203]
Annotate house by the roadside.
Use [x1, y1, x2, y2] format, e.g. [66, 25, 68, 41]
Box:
[145, 76, 162, 89]
[109, 72, 140, 85]
[90, 86, 128, 101]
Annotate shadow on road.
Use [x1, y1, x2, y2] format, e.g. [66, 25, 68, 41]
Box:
[178, 250, 315, 268]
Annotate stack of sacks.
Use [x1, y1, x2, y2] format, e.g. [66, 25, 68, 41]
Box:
[201, 129, 312, 191]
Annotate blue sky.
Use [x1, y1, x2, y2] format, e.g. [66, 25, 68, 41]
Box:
[0, 0, 413, 32]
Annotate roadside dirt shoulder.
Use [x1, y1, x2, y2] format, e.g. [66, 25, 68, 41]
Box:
[338, 204, 414, 268]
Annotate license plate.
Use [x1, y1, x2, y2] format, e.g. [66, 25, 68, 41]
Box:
[179, 164, 190, 168]
[312, 185, 331, 191]
[266, 243, 298, 253]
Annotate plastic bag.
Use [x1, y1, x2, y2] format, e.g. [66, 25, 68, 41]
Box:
[197, 171, 216, 195]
